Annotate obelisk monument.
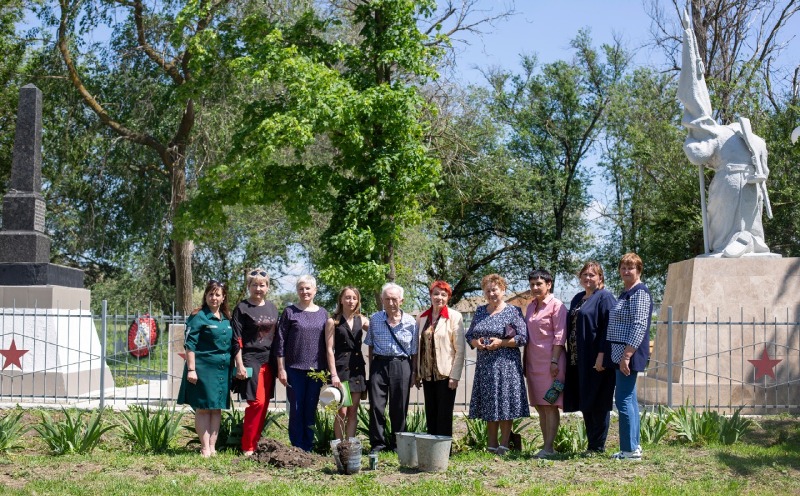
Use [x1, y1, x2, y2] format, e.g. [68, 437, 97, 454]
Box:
[0, 84, 113, 400]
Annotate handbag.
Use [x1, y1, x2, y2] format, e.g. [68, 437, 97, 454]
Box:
[543, 379, 565, 404]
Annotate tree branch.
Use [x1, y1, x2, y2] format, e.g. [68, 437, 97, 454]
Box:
[129, 0, 184, 85]
[58, 0, 167, 160]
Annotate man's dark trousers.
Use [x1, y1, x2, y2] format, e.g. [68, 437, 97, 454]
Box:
[368, 356, 411, 451]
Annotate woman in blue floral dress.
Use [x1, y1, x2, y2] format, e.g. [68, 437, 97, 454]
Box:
[465, 274, 529, 454]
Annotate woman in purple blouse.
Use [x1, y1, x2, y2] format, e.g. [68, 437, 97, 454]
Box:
[275, 275, 329, 452]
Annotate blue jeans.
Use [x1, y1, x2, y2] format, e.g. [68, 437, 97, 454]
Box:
[614, 370, 640, 452]
[286, 368, 322, 452]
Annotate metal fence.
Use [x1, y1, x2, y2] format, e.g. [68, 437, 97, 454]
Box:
[639, 306, 800, 414]
[1, 303, 798, 413]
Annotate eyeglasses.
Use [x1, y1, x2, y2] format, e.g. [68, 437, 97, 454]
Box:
[208, 279, 226, 288]
[249, 270, 268, 277]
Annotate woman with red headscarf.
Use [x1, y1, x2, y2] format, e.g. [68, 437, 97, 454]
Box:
[415, 280, 465, 436]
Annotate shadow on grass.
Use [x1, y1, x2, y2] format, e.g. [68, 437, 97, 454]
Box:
[715, 418, 800, 476]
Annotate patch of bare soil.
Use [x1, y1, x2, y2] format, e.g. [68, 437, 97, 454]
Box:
[249, 438, 320, 469]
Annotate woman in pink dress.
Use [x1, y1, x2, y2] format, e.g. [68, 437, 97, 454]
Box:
[524, 268, 567, 458]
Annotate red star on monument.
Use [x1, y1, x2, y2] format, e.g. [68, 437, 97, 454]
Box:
[0, 339, 30, 370]
[178, 352, 186, 361]
[748, 348, 782, 380]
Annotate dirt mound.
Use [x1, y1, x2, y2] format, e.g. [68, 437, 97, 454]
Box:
[250, 438, 320, 469]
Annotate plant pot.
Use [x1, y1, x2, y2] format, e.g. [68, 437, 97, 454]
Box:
[335, 437, 362, 475]
[415, 434, 452, 472]
[396, 432, 418, 468]
[330, 439, 344, 472]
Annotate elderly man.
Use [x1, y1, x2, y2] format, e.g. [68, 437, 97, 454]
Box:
[366, 282, 418, 453]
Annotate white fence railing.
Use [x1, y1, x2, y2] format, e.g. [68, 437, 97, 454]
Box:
[1, 303, 798, 413]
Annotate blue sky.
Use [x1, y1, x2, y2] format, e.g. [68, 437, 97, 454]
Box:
[450, 0, 658, 85]
[449, 0, 800, 88]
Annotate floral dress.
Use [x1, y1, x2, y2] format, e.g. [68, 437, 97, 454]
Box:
[465, 304, 529, 421]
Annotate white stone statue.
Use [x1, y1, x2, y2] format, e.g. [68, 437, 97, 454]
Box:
[678, 8, 773, 258]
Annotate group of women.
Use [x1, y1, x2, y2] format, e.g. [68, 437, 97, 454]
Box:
[177, 269, 281, 457]
[467, 253, 652, 460]
[178, 252, 651, 461]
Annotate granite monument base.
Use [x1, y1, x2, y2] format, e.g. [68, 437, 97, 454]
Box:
[639, 257, 800, 413]
[0, 263, 84, 288]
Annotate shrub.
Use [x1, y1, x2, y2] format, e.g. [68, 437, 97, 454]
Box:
[457, 416, 537, 452]
[553, 422, 587, 454]
[119, 405, 184, 453]
[669, 403, 720, 445]
[312, 408, 336, 454]
[404, 407, 427, 433]
[217, 408, 245, 451]
[459, 417, 488, 450]
[640, 405, 671, 445]
[718, 407, 757, 445]
[0, 408, 29, 454]
[356, 405, 370, 438]
[512, 417, 539, 451]
[34, 408, 115, 455]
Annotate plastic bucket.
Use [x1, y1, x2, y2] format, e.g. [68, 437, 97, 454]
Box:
[396, 432, 418, 468]
[415, 434, 452, 472]
[330, 439, 344, 472]
[340, 438, 362, 474]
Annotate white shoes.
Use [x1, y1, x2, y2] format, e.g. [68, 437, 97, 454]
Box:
[611, 446, 642, 460]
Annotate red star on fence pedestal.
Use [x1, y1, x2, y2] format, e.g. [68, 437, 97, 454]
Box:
[748, 348, 782, 380]
[178, 352, 186, 361]
[0, 339, 30, 370]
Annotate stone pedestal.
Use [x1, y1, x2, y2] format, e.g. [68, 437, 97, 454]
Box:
[640, 257, 800, 413]
[0, 286, 114, 399]
[169, 323, 186, 400]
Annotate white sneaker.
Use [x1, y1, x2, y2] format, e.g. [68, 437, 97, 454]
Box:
[611, 447, 642, 460]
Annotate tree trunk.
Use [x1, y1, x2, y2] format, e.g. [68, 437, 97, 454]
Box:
[174, 238, 194, 315]
[169, 138, 193, 315]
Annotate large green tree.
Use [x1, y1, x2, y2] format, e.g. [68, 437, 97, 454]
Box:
[21, 0, 306, 311]
[0, 0, 26, 187]
[49, 0, 242, 312]
[421, 85, 546, 301]
[598, 68, 690, 293]
[188, 0, 444, 300]
[481, 32, 628, 282]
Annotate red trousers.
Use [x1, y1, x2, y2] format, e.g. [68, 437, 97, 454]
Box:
[241, 364, 274, 452]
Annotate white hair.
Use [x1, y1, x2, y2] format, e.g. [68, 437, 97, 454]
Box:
[380, 282, 404, 299]
[296, 274, 317, 289]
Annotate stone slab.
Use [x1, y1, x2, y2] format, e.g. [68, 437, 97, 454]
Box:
[2, 192, 46, 232]
[0, 232, 51, 263]
[0, 286, 90, 310]
[9, 84, 43, 193]
[169, 323, 185, 400]
[0, 368, 115, 399]
[0, 263, 84, 288]
[641, 257, 800, 411]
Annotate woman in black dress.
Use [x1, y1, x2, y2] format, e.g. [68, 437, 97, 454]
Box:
[563, 261, 617, 454]
[231, 268, 279, 456]
[324, 286, 369, 439]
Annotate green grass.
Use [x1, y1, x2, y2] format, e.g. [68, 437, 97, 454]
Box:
[0, 411, 797, 495]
